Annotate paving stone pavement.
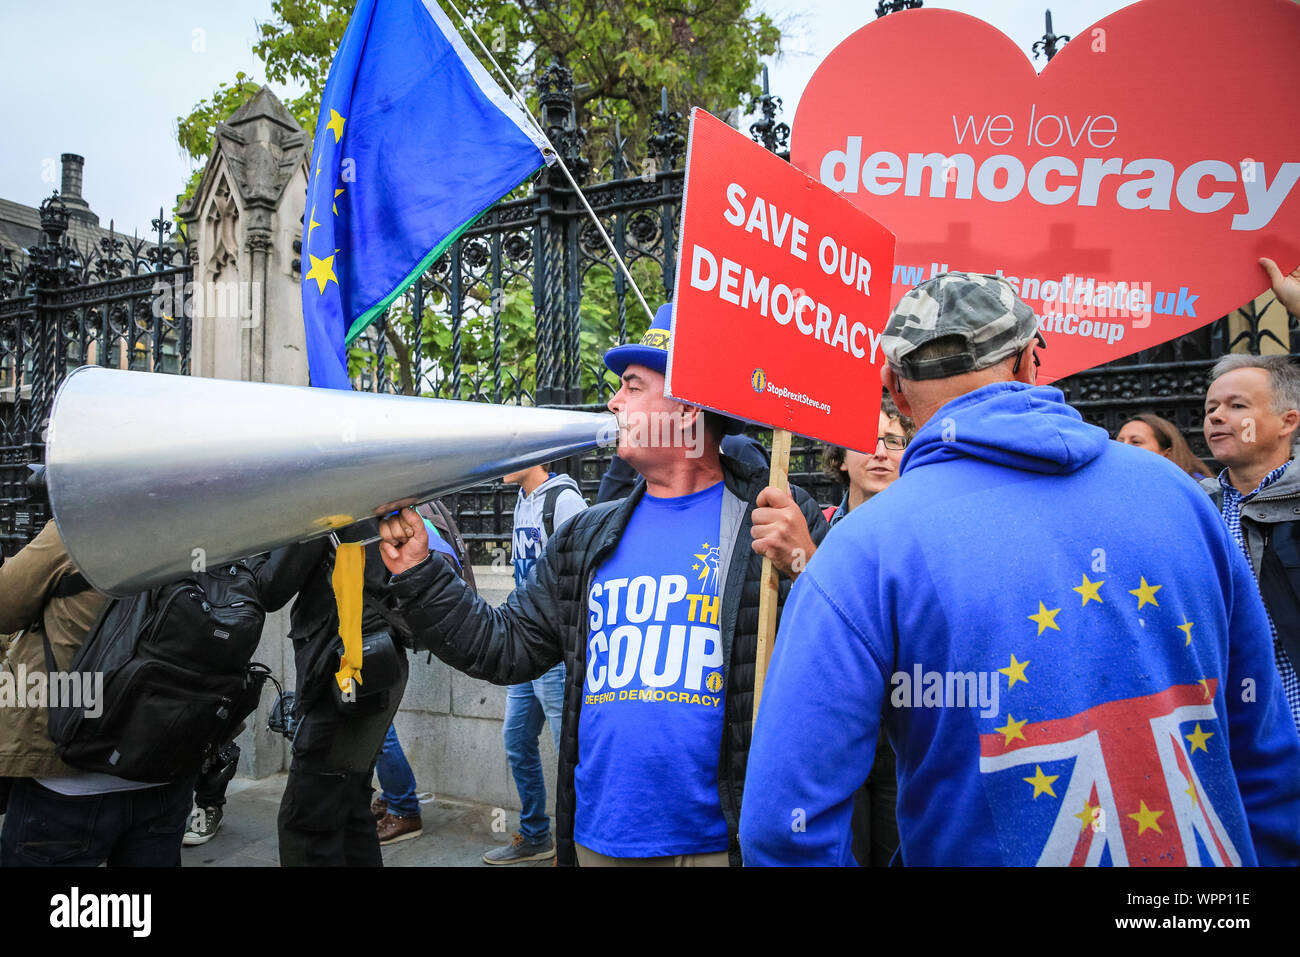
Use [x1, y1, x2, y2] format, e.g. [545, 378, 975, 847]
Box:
[185, 772, 555, 868]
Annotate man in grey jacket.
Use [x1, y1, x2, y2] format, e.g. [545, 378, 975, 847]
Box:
[1199, 257, 1300, 731]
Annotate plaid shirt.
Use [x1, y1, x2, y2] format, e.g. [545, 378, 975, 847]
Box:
[1218, 461, 1300, 730]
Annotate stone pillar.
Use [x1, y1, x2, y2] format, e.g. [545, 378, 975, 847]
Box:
[178, 86, 310, 779]
[179, 85, 310, 389]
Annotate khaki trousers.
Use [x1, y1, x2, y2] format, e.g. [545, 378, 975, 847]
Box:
[576, 843, 729, 867]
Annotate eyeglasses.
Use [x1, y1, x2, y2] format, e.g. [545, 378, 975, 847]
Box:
[1012, 332, 1047, 376]
[877, 434, 909, 451]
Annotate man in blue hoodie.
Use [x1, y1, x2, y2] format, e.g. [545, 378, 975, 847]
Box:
[740, 273, 1300, 866]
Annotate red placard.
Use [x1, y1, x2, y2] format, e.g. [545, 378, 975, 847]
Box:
[667, 109, 896, 453]
[791, 0, 1300, 384]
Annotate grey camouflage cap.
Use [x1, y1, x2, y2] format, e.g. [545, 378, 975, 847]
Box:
[881, 272, 1042, 381]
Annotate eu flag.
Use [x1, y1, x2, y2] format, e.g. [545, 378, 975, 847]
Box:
[302, 0, 554, 389]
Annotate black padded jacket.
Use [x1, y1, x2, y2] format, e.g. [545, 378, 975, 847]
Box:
[389, 454, 830, 865]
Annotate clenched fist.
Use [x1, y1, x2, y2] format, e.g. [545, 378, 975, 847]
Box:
[378, 506, 430, 575]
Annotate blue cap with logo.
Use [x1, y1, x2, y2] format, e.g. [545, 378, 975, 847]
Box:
[604, 303, 674, 377]
[603, 302, 745, 435]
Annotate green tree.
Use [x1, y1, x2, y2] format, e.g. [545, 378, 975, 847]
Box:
[178, 1, 778, 169]
[176, 0, 779, 399]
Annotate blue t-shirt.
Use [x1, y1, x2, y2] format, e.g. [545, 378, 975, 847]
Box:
[575, 481, 728, 857]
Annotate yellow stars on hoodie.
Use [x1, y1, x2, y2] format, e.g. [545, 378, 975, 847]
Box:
[995, 714, 1028, 746]
[1127, 800, 1164, 836]
[1074, 799, 1100, 832]
[1028, 601, 1061, 636]
[1073, 573, 1104, 606]
[998, 654, 1030, 689]
[1129, 576, 1162, 609]
[1185, 722, 1214, 754]
[1023, 765, 1059, 799]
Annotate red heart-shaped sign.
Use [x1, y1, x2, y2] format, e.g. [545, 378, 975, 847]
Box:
[791, 0, 1300, 383]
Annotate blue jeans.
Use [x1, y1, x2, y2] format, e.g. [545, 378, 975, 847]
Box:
[503, 663, 564, 843]
[0, 776, 194, 867]
[375, 724, 420, 818]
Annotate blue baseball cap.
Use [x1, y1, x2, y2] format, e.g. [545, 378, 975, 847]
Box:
[604, 303, 674, 377]
[603, 302, 745, 435]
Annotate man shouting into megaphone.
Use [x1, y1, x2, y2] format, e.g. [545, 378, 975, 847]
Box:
[378, 302, 828, 867]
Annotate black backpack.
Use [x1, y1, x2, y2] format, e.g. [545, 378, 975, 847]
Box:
[44, 561, 269, 783]
[538, 476, 585, 540]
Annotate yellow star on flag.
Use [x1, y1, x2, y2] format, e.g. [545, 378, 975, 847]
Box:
[998, 653, 1029, 689]
[1028, 601, 1061, 636]
[1185, 723, 1214, 754]
[995, 714, 1027, 746]
[325, 108, 346, 143]
[1074, 800, 1099, 832]
[307, 207, 320, 242]
[1127, 800, 1164, 835]
[1073, 573, 1104, 606]
[1198, 677, 1212, 700]
[1177, 616, 1194, 646]
[1023, 765, 1059, 799]
[333, 187, 346, 215]
[1185, 778, 1198, 806]
[305, 253, 338, 294]
[1129, 576, 1162, 609]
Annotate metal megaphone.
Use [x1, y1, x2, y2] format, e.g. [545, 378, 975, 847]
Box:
[46, 367, 616, 595]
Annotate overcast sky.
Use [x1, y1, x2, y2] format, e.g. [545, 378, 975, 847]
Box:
[0, 0, 1134, 237]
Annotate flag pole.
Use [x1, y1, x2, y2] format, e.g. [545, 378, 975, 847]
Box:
[444, 0, 656, 327]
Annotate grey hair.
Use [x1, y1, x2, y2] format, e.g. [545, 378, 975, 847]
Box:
[1208, 354, 1300, 416]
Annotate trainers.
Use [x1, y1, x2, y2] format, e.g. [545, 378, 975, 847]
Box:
[377, 813, 423, 845]
[182, 806, 223, 847]
[370, 796, 388, 821]
[482, 832, 555, 865]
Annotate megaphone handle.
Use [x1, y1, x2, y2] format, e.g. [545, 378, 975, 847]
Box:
[329, 531, 383, 549]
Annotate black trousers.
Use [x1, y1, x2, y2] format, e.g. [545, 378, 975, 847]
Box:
[851, 727, 900, 867]
[1, 776, 194, 867]
[277, 655, 408, 867]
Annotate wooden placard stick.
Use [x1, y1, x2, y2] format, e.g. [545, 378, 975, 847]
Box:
[752, 426, 792, 723]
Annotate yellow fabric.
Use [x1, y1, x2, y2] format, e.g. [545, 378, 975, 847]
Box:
[332, 542, 365, 695]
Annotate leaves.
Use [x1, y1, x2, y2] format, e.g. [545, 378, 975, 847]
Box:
[174, 0, 781, 401]
[176, 0, 780, 185]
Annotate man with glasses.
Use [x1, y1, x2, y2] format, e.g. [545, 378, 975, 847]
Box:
[742, 272, 1300, 866]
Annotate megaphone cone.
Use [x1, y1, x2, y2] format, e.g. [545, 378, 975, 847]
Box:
[47, 367, 617, 595]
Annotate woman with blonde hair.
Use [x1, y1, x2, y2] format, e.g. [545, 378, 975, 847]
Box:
[1116, 412, 1212, 479]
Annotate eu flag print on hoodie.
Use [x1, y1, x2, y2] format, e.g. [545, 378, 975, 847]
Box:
[740, 383, 1300, 866]
[577, 481, 729, 857]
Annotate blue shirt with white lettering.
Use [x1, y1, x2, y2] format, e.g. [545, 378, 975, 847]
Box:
[576, 481, 728, 857]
